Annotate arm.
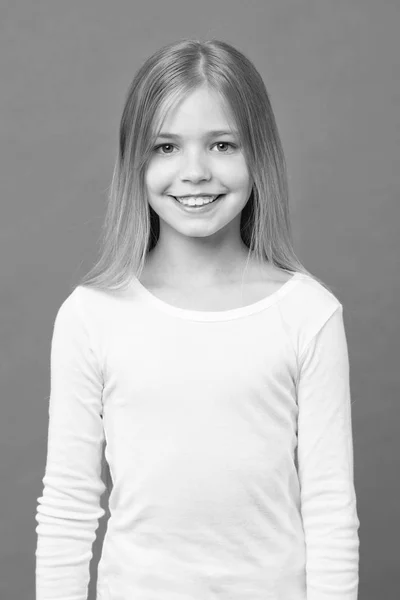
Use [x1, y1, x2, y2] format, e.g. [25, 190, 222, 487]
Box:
[35, 290, 107, 600]
[297, 304, 360, 599]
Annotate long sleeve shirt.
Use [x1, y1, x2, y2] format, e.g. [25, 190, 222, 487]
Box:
[35, 270, 360, 599]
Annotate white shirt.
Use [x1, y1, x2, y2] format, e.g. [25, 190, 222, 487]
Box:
[35, 271, 360, 599]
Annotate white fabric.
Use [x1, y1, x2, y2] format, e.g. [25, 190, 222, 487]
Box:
[35, 271, 360, 599]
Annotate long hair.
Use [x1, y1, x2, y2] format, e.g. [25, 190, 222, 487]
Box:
[76, 38, 332, 293]
[76, 39, 337, 494]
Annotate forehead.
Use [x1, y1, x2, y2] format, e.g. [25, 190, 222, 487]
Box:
[156, 86, 236, 135]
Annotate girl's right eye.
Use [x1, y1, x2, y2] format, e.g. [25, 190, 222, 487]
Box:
[154, 144, 175, 155]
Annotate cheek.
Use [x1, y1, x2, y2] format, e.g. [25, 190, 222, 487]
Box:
[221, 158, 251, 190]
[145, 160, 174, 194]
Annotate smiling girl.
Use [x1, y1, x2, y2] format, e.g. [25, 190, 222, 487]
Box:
[35, 39, 360, 600]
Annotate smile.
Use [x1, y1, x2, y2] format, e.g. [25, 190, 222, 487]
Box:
[171, 194, 225, 212]
[173, 195, 222, 206]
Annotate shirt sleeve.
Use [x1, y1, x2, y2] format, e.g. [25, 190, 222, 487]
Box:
[296, 303, 360, 600]
[35, 289, 107, 600]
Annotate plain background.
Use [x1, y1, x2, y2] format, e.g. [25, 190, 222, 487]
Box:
[1, 1, 399, 598]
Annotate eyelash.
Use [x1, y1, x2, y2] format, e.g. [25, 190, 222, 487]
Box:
[153, 142, 238, 155]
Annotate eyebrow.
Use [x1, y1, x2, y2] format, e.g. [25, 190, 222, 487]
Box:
[156, 130, 239, 140]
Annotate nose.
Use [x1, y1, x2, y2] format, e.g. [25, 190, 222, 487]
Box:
[179, 149, 211, 183]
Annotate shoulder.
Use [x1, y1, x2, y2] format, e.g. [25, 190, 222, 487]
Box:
[291, 271, 341, 307]
[277, 270, 343, 351]
[56, 285, 103, 315]
[251, 262, 342, 319]
[73, 284, 124, 323]
[54, 285, 118, 335]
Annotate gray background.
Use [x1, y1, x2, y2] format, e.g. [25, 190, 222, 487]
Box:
[1, 1, 399, 598]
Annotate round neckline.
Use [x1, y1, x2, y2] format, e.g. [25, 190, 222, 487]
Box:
[130, 271, 303, 322]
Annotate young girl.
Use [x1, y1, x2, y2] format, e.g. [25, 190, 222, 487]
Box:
[35, 39, 360, 599]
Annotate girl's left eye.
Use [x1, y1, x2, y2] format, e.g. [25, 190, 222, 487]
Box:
[154, 142, 237, 155]
[212, 142, 237, 152]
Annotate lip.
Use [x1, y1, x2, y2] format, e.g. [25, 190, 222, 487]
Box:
[172, 194, 224, 213]
[170, 193, 224, 198]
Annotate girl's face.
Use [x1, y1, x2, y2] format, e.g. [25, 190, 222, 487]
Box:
[145, 86, 252, 244]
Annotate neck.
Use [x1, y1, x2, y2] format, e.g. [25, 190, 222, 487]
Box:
[145, 241, 254, 288]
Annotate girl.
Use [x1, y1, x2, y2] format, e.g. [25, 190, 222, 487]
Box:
[35, 39, 360, 599]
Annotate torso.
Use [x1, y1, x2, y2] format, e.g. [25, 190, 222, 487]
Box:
[137, 258, 295, 312]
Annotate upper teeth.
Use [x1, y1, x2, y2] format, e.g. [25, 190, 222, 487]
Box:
[175, 195, 218, 206]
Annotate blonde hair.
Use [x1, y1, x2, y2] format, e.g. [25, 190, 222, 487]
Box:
[76, 38, 332, 294]
[76, 39, 337, 494]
